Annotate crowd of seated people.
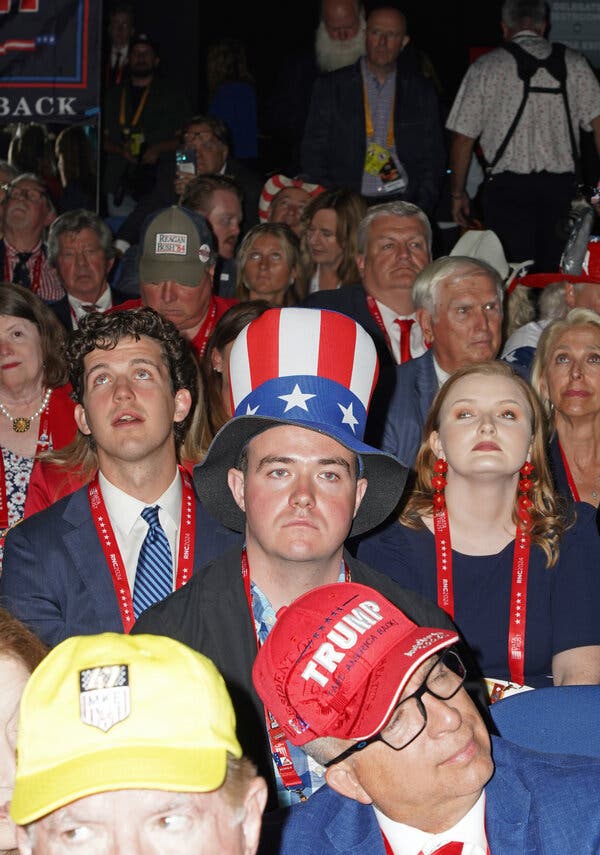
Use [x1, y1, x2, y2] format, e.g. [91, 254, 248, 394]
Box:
[1, 0, 600, 851]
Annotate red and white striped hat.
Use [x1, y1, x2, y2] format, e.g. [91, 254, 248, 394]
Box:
[194, 308, 407, 535]
[258, 174, 323, 222]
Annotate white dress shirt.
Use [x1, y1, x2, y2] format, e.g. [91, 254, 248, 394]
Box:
[98, 470, 182, 593]
[111, 45, 129, 69]
[375, 791, 488, 855]
[376, 300, 426, 363]
[432, 355, 451, 389]
[68, 286, 113, 328]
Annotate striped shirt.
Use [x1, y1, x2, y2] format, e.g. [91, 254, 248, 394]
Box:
[360, 57, 402, 197]
[3, 239, 65, 302]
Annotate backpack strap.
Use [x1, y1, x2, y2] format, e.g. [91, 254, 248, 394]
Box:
[486, 41, 578, 176]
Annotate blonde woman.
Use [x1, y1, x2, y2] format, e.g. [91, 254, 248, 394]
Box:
[357, 361, 600, 690]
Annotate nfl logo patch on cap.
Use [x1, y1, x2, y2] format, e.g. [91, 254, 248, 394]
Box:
[79, 664, 130, 732]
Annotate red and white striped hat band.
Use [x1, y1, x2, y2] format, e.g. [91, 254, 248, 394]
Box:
[229, 308, 379, 450]
[258, 174, 324, 222]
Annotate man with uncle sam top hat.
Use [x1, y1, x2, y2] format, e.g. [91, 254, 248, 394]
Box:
[253, 582, 600, 855]
[134, 307, 457, 810]
[11, 632, 267, 855]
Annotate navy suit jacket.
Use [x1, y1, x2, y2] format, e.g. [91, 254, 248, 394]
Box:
[0, 485, 241, 647]
[267, 737, 600, 855]
[49, 286, 130, 333]
[381, 348, 437, 467]
[301, 57, 445, 216]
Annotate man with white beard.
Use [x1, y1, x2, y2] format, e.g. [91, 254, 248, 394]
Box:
[315, 0, 366, 73]
[265, 0, 366, 174]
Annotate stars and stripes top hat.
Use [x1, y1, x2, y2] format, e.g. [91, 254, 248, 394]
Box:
[194, 307, 407, 535]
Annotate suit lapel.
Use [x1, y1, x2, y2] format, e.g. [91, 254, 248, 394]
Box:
[415, 351, 438, 421]
[486, 743, 533, 853]
[323, 798, 386, 854]
[61, 488, 126, 630]
[49, 297, 72, 333]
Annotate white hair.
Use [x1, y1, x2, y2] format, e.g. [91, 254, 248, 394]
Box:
[412, 255, 504, 318]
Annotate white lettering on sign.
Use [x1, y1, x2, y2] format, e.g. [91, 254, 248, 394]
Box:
[0, 96, 76, 116]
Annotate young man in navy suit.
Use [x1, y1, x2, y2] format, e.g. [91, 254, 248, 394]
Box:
[0, 308, 238, 646]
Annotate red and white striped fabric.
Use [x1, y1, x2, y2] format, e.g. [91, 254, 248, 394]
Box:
[229, 308, 379, 446]
[258, 174, 323, 222]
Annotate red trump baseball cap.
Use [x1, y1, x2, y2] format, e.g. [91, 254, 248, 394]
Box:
[252, 583, 458, 746]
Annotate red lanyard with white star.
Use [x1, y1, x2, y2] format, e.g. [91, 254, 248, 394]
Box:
[241, 547, 351, 797]
[88, 466, 195, 631]
[366, 295, 395, 358]
[193, 300, 218, 358]
[433, 494, 532, 687]
[557, 441, 581, 502]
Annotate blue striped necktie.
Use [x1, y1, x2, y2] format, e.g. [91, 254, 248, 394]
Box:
[132, 505, 173, 618]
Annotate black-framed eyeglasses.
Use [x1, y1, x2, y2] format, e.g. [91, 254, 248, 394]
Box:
[323, 648, 466, 768]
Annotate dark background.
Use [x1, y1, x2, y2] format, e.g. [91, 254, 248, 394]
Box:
[129, 1, 506, 123]
[126, 1, 599, 191]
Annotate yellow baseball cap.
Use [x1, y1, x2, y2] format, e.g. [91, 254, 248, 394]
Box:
[11, 633, 242, 825]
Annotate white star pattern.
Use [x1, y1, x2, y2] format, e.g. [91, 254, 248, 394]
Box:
[278, 383, 316, 413]
[245, 403, 259, 415]
[338, 401, 359, 433]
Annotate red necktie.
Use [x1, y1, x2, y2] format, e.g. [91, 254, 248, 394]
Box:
[419, 844, 464, 855]
[394, 317, 415, 364]
[382, 831, 468, 855]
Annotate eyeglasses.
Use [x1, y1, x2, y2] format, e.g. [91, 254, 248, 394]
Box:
[323, 649, 467, 768]
[6, 186, 48, 203]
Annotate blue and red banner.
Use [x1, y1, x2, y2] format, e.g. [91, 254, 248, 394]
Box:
[0, 0, 101, 122]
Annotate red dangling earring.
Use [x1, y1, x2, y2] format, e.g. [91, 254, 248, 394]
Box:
[518, 461, 534, 512]
[432, 458, 448, 510]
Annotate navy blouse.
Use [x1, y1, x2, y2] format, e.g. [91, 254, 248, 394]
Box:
[356, 502, 600, 687]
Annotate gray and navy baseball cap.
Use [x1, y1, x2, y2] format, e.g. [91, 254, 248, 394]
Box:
[139, 206, 215, 287]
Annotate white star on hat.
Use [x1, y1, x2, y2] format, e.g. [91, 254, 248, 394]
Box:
[245, 403, 259, 415]
[278, 383, 316, 413]
[338, 401, 359, 433]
